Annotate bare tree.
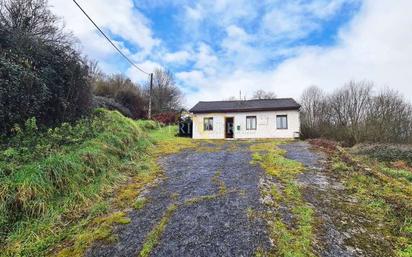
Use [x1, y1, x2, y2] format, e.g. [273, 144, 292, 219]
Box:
[300, 86, 327, 138]
[328, 81, 372, 143]
[145, 68, 183, 114]
[93, 73, 146, 119]
[252, 89, 277, 100]
[300, 81, 412, 145]
[366, 89, 412, 143]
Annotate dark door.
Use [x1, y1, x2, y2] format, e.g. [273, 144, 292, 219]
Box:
[225, 117, 234, 138]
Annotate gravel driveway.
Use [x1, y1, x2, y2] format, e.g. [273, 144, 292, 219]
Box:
[86, 140, 389, 257]
[86, 141, 270, 257]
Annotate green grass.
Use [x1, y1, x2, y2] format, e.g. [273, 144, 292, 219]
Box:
[139, 203, 177, 257]
[148, 125, 198, 155]
[0, 109, 164, 256]
[380, 166, 412, 182]
[250, 141, 315, 257]
[134, 197, 148, 210]
[329, 148, 412, 257]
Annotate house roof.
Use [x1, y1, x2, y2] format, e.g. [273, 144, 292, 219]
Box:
[189, 98, 301, 113]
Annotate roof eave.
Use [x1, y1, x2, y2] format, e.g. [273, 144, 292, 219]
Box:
[190, 106, 300, 114]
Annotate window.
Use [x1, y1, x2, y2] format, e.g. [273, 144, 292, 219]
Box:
[204, 117, 213, 131]
[246, 116, 257, 130]
[276, 115, 288, 129]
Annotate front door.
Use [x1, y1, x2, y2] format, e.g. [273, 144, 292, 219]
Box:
[225, 117, 234, 138]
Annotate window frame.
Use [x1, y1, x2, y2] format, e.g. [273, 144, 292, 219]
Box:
[246, 116, 257, 130]
[203, 117, 213, 131]
[276, 115, 288, 129]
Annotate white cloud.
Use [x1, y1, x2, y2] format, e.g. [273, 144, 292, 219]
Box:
[49, 0, 159, 73]
[49, 0, 412, 108]
[194, 43, 219, 75]
[182, 0, 412, 107]
[261, 0, 357, 41]
[126, 60, 163, 83]
[184, 4, 204, 21]
[164, 50, 192, 64]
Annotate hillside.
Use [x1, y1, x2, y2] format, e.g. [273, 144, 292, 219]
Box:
[0, 109, 169, 256]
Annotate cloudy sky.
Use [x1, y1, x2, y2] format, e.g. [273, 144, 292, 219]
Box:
[50, 0, 412, 107]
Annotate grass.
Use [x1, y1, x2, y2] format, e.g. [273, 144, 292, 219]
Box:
[250, 140, 315, 257]
[55, 212, 131, 257]
[148, 125, 197, 155]
[134, 197, 148, 210]
[138, 203, 177, 257]
[212, 169, 227, 195]
[324, 145, 412, 257]
[0, 109, 182, 257]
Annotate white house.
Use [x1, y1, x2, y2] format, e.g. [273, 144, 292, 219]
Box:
[189, 98, 301, 139]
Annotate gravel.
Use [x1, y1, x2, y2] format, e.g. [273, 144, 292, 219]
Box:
[86, 142, 270, 257]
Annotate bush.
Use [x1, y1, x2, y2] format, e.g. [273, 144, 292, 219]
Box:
[152, 112, 178, 124]
[136, 120, 160, 130]
[92, 95, 133, 118]
[0, 109, 157, 255]
[355, 144, 412, 165]
[0, 54, 49, 134]
[0, 0, 93, 135]
[93, 74, 146, 119]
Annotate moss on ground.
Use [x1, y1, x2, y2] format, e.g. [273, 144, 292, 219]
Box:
[138, 204, 178, 257]
[250, 140, 315, 257]
[320, 144, 412, 257]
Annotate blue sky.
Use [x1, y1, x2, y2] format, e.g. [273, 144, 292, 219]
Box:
[51, 0, 412, 106]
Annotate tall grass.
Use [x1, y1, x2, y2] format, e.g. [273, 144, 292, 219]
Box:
[0, 109, 158, 256]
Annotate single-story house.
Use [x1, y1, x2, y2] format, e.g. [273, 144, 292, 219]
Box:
[189, 98, 301, 139]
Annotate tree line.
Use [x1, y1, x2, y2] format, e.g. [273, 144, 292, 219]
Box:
[300, 81, 412, 145]
[0, 0, 182, 136]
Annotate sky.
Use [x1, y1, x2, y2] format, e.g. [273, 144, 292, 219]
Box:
[49, 0, 412, 107]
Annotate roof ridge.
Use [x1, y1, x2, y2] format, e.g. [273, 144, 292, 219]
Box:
[198, 98, 295, 103]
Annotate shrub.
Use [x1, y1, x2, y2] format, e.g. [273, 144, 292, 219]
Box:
[152, 112, 178, 125]
[93, 74, 146, 119]
[355, 144, 412, 165]
[136, 120, 160, 130]
[0, 54, 49, 134]
[0, 109, 157, 255]
[92, 95, 133, 118]
[0, 0, 93, 135]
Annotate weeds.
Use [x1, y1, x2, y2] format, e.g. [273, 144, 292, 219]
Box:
[0, 109, 164, 256]
[250, 140, 315, 257]
[139, 204, 177, 257]
[316, 142, 412, 257]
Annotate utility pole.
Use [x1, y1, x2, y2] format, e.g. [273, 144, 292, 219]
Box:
[148, 73, 153, 119]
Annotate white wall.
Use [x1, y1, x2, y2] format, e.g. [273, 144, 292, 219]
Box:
[192, 110, 300, 139]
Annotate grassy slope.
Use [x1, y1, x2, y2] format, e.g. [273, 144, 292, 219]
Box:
[314, 141, 412, 257]
[0, 109, 169, 256]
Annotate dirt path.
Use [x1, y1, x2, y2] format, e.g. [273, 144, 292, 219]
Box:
[86, 142, 270, 257]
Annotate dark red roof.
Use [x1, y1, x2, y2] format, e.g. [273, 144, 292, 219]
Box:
[189, 98, 300, 113]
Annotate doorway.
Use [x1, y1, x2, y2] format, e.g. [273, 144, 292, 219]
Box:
[225, 117, 234, 138]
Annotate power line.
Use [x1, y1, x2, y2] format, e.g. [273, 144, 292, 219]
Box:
[72, 0, 150, 76]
